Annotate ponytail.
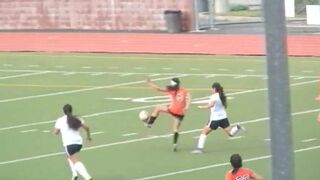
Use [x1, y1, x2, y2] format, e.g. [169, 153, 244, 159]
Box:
[66, 114, 82, 130]
[212, 82, 227, 108]
[63, 104, 82, 130]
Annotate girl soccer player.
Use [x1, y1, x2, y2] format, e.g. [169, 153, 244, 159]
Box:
[53, 104, 93, 180]
[225, 154, 262, 180]
[192, 82, 244, 153]
[144, 77, 190, 152]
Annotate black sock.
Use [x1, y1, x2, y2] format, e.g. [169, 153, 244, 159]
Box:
[173, 132, 179, 144]
[148, 116, 157, 125]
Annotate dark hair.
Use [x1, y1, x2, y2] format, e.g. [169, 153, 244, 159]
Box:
[212, 82, 227, 108]
[166, 78, 180, 91]
[63, 104, 82, 130]
[230, 154, 243, 173]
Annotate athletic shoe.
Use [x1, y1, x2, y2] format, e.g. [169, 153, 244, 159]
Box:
[191, 148, 204, 154]
[237, 125, 246, 133]
[142, 119, 152, 128]
[72, 176, 78, 180]
[173, 144, 177, 152]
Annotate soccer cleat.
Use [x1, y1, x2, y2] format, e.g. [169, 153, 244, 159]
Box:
[72, 176, 78, 180]
[142, 119, 152, 128]
[237, 125, 246, 134]
[191, 148, 204, 154]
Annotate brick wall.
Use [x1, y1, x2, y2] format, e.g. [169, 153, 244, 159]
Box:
[0, 0, 193, 31]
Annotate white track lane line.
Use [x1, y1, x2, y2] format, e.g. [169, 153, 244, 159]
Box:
[133, 145, 320, 180]
[0, 71, 50, 80]
[0, 108, 318, 166]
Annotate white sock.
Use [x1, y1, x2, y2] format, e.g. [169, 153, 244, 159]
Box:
[67, 159, 77, 177]
[74, 161, 92, 179]
[229, 125, 239, 136]
[197, 134, 207, 149]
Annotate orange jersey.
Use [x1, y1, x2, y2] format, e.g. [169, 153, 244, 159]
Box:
[225, 168, 254, 180]
[165, 87, 189, 115]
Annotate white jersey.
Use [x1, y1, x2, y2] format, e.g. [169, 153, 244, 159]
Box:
[54, 115, 83, 147]
[209, 93, 227, 121]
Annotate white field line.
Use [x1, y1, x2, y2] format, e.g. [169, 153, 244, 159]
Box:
[0, 79, 318, 132]
[0, 108, 318, 166]
[91, 131, 104, 136]
[0, 74, 188, 103]
[301, 138, 317, 143]
[0, 71, 50, 80]
[20, 129, 38, 133]
[133, 145, 320, 180]
[122, 133, 138, 137]
[0, 69, 319, 79]
[228, 136, 244, 140]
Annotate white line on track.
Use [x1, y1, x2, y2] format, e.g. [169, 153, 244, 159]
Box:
[20, 129, 38, 133]
[0, 74, 188, 103]
[122, 133, 138, 137]
[0, 71, 50, 80]
[301, 138, 317, 143]
[133, 145, 320, 180]
[0, 79, 318, 132]
[0, 108, 318, 166]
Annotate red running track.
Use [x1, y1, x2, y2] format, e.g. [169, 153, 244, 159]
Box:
[0, 33, 319, 56]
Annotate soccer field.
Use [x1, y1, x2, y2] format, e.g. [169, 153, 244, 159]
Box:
[0, 52, 319, 180]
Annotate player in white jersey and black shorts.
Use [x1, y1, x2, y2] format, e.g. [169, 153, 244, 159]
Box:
[192, 82, 244, 153]
[53, 104, 93, 180]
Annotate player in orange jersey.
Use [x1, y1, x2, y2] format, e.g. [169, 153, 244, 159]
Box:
[144, 77, 190, 151]
[225, 154, 262, 180]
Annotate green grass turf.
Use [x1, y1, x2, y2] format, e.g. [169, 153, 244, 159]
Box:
[0, 52, 319, 180]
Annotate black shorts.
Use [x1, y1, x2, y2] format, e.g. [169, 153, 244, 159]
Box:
[168, 110, 184, 121]
[65, 144, 82, 156]
[207, 118, 230, 130]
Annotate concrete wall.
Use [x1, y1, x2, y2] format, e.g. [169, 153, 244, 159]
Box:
[0, 0, 193, 31]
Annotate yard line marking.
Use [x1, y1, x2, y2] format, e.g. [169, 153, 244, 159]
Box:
[119, 73, 134, 77]
[91, 131, 104, 135]
[218, 68, 229, 71]
[301, 138, 317, 143]
[0, 74, 188, 103]
[0, 71, 50, 80]
[133, 145, 320, 180]
[91, 72, 106, 76]
[63, 72, 76, 76]
[0, 79, 318, 131]
[20, 129, 38, 133]
[0, 109, 318, 165]
[81, 66, 92, 69]
[228, 136, 244, 140]
[233, 75, 247, 79]
[0, 69, 319, 79]
[122, 133, 138, 137]
[28, 65, 40, 67]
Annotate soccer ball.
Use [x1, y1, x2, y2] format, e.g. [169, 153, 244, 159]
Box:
[139, 110, 150, 121]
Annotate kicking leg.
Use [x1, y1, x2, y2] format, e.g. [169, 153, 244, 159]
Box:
[147, 105, 168, 127]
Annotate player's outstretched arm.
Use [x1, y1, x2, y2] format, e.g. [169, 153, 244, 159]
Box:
[146, 78, 166, 92]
